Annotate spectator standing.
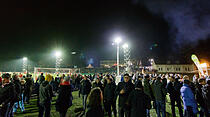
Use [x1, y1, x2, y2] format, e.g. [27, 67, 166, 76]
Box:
[115, 74, 135, 117]
[181, 75, 198, 117]
[153, 77, 167, 117]
[202, 79, 210, 117]
[38, 74, 53, 117]
[104, 77, 117, 117]
[79, 75, 92, 111]
[56, 76, 73, 117]
[127, 80, 151, 117]
[85, 87, 104, 117]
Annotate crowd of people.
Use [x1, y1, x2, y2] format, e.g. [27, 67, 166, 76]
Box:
[0, 72, 209, 117]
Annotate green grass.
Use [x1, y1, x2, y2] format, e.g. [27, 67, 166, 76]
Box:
[14, 91, 182, 117]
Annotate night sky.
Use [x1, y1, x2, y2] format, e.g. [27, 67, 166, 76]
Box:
[0, 0, 210, 67]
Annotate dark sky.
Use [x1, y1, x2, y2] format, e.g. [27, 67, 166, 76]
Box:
[0, 0, 209, 65]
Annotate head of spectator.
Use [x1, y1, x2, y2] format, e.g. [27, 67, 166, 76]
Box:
[88, 87, 103, 107]
[198, 78, 206, 85]
[183, 75, 190, 85]
[2, 73, 11, 85]
[45, 74, 52, 82]
[106, 77, 113, 84]
[124, 74, 130, 83]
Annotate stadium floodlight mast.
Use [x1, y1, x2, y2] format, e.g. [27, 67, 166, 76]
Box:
[114, 37, 122, 76]
[123, 43, 131, 73]
[23, 57, 28, 74]
[54, 50, 62, 72]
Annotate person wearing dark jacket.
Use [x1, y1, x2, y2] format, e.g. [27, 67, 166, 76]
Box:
[24, 76, 33, 104]
[56, 76, 73, 117]
[79, 75, 92, 111]
[86, 87, 104, 117]
[92, 78, 103, 90]
[38, 74, 53, 117]
[152, 77, 167, 117]
[202, 79, 210, 117]
[166, 77, 183, 117]
[104, 77, 117, 117]
[12, 74, 25, 113]
[127, 80, 151, 117]
[142, 75, 153, 117]
[195, 78, 206, 117]
[0, 73, 16, 117]
[115, 74, 135, 117]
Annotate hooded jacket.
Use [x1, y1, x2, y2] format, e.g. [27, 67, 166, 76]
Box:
[152, 79, 167, 101]
[180, 84, 198, 114]
[39, 81, 53, 105]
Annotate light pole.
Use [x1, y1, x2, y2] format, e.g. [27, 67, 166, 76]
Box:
[114, 37, 122, 76]
[123, 43, 131, 73]
[23, 57, 28, 74]
[54, 50, 62, 72]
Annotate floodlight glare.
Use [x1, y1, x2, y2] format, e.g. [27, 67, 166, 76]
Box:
[114, 37, 122, 44]
[23, 57, 28, 61]
[200, 63, 207, 68]
[55, 51, 62, 58]
[123, 43, 128, 49]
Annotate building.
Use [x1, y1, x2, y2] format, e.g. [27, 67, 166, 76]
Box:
[152, 64, 195, 73]
[100, 59, 124, 68]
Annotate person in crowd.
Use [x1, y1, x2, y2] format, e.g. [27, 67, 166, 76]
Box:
[142, 75, 153, 117]
[54, 74, 60, 93]
[79, 75, 92, 111]
[195, 78, 206, 117]
[127, 80, 151, 117]
[166, 76, 183, 117]
[38, 74, 53, 117]
[104, 77, 117, 117]
[75, 74, 82, 90]
[24, 75, 33, 104]
[38, 73, 45, 85]
[13, 74, 25, 114]
[92, 78, 103, 90]
[85, 87, 104, 117]
[115, 74, 135, 117]
[0, 73, 16, 117]
[153, 76, 167, 117]
[202, 78, 210, 117]
[0, 76, 2, 86]
[181, 75, 198, 117]
[56, 76, 73, 117]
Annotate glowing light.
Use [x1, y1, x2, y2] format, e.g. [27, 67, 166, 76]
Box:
[23, 57, 28, 61]
[200, 63, 207, 68]
[114, 37, 122, 44]
[55, 51, 62, 58]
[123, 43, 128, 49]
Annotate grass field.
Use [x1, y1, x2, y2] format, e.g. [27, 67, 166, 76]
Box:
[14, 91, 183, 117]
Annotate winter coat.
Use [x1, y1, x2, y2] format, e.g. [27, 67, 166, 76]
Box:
[180, 84, 198, 114]
[143, 78, 153, 99]
[202, 84, 210, 110]
[92, 81, 103, 90]
[104, 82, 116, 102]
[86, 105, 104, 117]
[0, 83, 16, 105]
[56, 85, 73, 112]
[153, 80, 167, 101]
[195, 84, 205, 108]
[115, 81, 135, 107]
[39, 81, 53, 105]
[80, 79, 92, 95]
[13, 79, 22, 102]
[127, 89, 151, 117]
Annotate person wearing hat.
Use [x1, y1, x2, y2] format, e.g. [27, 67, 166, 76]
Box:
[127, 79, 151, 117]
[181, 75, 198, 117]
[56, 76, 73, 117]
[38, 74, 53, 117]
[0, 73, 16, 117]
